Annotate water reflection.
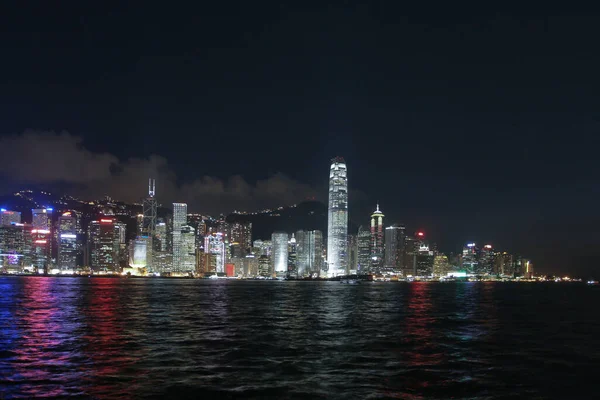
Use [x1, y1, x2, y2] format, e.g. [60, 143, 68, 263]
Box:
[81, 278, 138, 398]
[11, 278, 88, 397]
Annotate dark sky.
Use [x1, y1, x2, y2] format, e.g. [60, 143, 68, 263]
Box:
[1, 4, 599, 276]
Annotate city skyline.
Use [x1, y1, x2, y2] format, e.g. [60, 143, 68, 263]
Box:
[1, 5, 598, 277]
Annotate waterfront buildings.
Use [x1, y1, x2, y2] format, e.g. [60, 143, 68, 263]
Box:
[88, 218, 124, 273]
[0, 209, 21, 226]
[172, 203, 187, 271]
[357, 225, 371, 273]
[57, 211, 77, 271]
[326, 157, 348, 277]
[204, 232, 225, 273]
[296, 230, 323, 277]
[272, 231, 288, 275]
[384, 224, 405, 273]
[370, 204, 384, 271]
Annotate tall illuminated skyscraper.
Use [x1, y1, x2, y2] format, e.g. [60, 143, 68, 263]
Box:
[32, 208, 51, 230]
[357, 225, 371, 273]
[370, 203, 384, 271]
[58, 211, 77, 271]
[384, 224, 405, 273]
[327, 157, 348, 277]
[272, 231, 288, 275]
[142, 179, 157, 236]
[172, 203, 187, 271]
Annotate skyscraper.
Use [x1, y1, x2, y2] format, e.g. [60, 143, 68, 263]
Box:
[0, 209, 21, 226]
[296, 230, 323, 277]
[172, 203, 187, 271]
[272, 231, 288, 275]
[327, 156, 348, 277]
[180, 225, 196, 272]
[229, 221, 252, 253]
[204, 232, 225, 273]
[370, 204, 384, 271]
[461, 243, 478, 273]
[357, 225, 371, 273]
[32, 208, 51, 230]
[58, 211, 77, 271]
[142, 179, 157, 237]
[88, 218, 120, 273]
[384, 224, 405, 273]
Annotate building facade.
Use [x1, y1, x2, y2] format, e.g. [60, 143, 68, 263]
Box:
[327, 157, 348, 277]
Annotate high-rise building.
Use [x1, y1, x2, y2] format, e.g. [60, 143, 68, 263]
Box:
[142, 179, 157, 237]
[461, 243, 478, 273]
[58, 211, 77, 271]
[357, 225, 371, 273]
[0, 209, 21, 226]
[370, 204, 384, 271]
[327, 156, 348, 277]
[384, 224, 405, 273]
[433, 254, 450, 276]
[88, 218, 121, 273]
[347, 234, 357, 274]
[179, 225, 196, 273]
[403, 235, 417, 277]
[288, 233, 297, 277]
[0, 223, 29, 271]
[172, 203, 187, 271]
[128, 236, 152, 269]
[204, 232, 225, 273]
[253, 240, 272, 257]
[476, 244, 494, 275]
[229, 221, 252, 253]
[32, 208, 51, 230]
[272, 231, 288, 275]
[154, 221, 167, 252]
[296, 230, 323, 277]
[258, 254, 271, 277]
[31, 228, 51, 273]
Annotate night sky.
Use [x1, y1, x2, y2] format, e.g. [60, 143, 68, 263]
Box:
[1, 4, 599, 276]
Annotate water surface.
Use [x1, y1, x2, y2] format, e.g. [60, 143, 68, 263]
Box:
[0, 277, 598, 399]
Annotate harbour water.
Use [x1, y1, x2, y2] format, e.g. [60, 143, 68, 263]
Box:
[0, 277, 598, 399]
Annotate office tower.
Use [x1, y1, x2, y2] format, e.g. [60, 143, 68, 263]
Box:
[142, 179, 157, 236]
[58, 211, 77, 271]
[114, 221, 127, 268]
[327, 156, 348, 277]
[347, 234, 357, 274]
[205, 232, 225, 273]
[178, 226, 196, 272]
[129, 236, 152, 269]
[243, 253, 259, 277]
[258, 254, 271, 277]
[88, 218, 121, 273]
[172, 203, 188, 271]
[433, 254, 450, 276]
[154, 221, 167, 252]
[0, 223, 29, 271]
[384, 224, 405, 273]
[370, 204, 384, 271]
[461, 243, 478, 273]
[32, 208, 51, 230]
[403, 235, 417, 277]
[253, 240, 272, 257]
[272, 231, 288, 275]
[476, 244, 494, 275]
[523, 260, 533, 279]
[414, 232, 433, 277]
[296, 230, 324, 277]
[229, 221, 252, 253]
[288, 234, 297, 277]
[357, 225, 371, 273]
[31, 228, 51, 273]
[0, 209, 21, 226]
[498, 252, 514, 276]
[136, 214, 144, 236]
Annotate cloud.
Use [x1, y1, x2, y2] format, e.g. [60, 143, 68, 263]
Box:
[0, 130, 320, 214]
